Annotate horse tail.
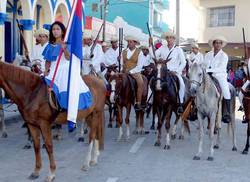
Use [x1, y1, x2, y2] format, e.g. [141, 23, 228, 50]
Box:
[98, 111, 105, 150]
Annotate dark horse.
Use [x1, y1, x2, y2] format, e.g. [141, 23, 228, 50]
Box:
[242, 84, 250, 154]
[109, 73, 148, 140]
[0, 61, 106, 182]
[151, 62, 191, 149]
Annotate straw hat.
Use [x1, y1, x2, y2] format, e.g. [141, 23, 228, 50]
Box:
[34, 28, 49, 38]
[208, 35, 227, 48]
[140, 43, 149, 50]
[83, 29, 93, 39]
[124, 35, 140, 44]
[161, 31, 176, 39]
[110, 36, 118, 43]
[191, 42, 199, 49]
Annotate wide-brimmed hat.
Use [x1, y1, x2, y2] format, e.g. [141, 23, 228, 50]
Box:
[140, 43, 149, 50]
[110, 36, 118, 43]
[191, 42, 199, 49]
[83, 29, 93, 39]
[34, 28, 49, 37]
[208, 36, 227, 48]
[161, 31, 176, 39]
[124, 35, 140, 44]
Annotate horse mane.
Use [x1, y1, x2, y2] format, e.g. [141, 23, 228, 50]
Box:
[0, 61, 42, 90]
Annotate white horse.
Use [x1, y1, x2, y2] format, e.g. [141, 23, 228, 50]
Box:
[188, 63, 237, 161]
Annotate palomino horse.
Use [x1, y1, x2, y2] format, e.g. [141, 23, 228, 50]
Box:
[0, 88, 7, 138]
[0, 61, 106, 182]
[189, 63, 237, 161]
[242, 84, 250, 154]
[151, 61, 190, 149]
[109, 73, 148, 140]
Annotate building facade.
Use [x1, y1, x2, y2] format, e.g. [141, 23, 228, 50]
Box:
[85, 0, 169, 36]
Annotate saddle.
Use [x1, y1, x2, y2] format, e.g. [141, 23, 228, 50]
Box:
[208, 75, 221, 97]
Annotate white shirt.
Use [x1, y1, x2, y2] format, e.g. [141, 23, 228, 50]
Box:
[204, 49, 228, 76]
[104, 47, 119, 66]
[141, 54, 153, 67]
[121, 48, 145, 74]
[30, 42, 48, 71]
[82, 43, 104, 73]
[189, 52, 204, 66]
[151, 44, 186, 74]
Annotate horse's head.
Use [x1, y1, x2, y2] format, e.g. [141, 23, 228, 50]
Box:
[151, 61, 167, 91]
[108, 73, 123, 104]
[188, 62, 204, 96]
[105, 65, 118, 80]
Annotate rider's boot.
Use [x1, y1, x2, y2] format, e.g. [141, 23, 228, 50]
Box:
[222, 99, 231, 123]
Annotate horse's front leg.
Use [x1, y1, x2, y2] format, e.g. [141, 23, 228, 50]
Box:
[164, 108, 172, 150]
[107, 103, 113, 128]
[193, 112, 204, 160]
[154, 108, 162, 146]
[78, 120, 85, 142]
[40, 122, 56, 182]
[0, 105, 7, 138]
[230, 117, 237, 151]
[27, 124, 42, 180]
[242, 122, 250, 154]
[208, 113, 216, 161]
[117, 105, 123, 141]
[171, 115, 179, 140]
[125, 104, 131, 140]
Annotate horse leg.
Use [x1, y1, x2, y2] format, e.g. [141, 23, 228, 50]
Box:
[27, 124, 42, 180]
[193, 113, 204, 160]
[164, 108, 172, 150]
[154, 109, 162, 147]
[140, 111, 146, 135]
[107, 104, 113, 128]
[78, 120, 85, 142]
[208, 114, 216, 161]
[150, 105, 156, 130]
[125, 104, 131, 140]
[23, 126, 32, 149]
[0, 103, 7, 138]
[242, 122, 250, 154]
[171, 115, 179, 140]
[230, 116, 237, 151]
[214, 128, 220, 149]
[53, 124, 62, 140]
[117, 106, 123, 141]
[40, 123, 56, 182]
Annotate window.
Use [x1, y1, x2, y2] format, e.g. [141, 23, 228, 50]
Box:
[208, 6, 235, 27]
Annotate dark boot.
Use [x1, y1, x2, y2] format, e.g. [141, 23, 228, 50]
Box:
[222, 99, 231, 123]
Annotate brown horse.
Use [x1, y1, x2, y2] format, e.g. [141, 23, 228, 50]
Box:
[0, 61, 106, 182]
[109, 73, 148, 140]
[242, 85, 250, 154]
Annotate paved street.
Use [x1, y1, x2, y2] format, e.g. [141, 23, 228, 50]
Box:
[1, 100, 250, 182]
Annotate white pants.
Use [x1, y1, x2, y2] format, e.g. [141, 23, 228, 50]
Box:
[239, 80, 250, 106]
[213, 74, 231, 100]
[176, 73, 185, 103]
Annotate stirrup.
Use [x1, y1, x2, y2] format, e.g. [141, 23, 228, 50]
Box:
[177, 105, 184, 115]
[222, 115, 231, 124]
[134, 103, 142, 111]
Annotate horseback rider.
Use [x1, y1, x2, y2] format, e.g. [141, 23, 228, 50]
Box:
[149, 31, 186, 114]
[82, 29, 104, 75]
[238, 58, 250, 123]
[30, 28, 49, 73]
[121, 35, 146, 111]
[203, 36, 231, 123]
[140, 44, 154, 68]
[188, 43, 204, 67]
[103, 37, 119, 67]
[43, 21, 92, 132]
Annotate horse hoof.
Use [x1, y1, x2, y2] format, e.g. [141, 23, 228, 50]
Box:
[78, 137, 85, 142]
[84, 129, 88, 134]
[45, 175, 55, 182]
[28, 172, 39, 180]
[150, 125, 155, 130]
[42, 144, 46, 149]
[81, 165, 90, 171]
[171, 134, 176, 140]
[179, 135, 184, 140]
[154, 141, 161, 147]
[193, 156, 200, 160]
[107, 123, 113, 128]
[232, 147, 237, 151]
[144, 131, 150, 135]
[207, 157, 214, 161]
[1, 132, 8, 138]
[242, 150, 248, 155]
[213, 145, 219, 149]
[115, 124, 119, 128]
[90, 160, 97, 166]
[164, 145, 170, 150]
[23, 144, 31, 150]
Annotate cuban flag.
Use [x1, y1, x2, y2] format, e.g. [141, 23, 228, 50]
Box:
[64, 0, 92, 124]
